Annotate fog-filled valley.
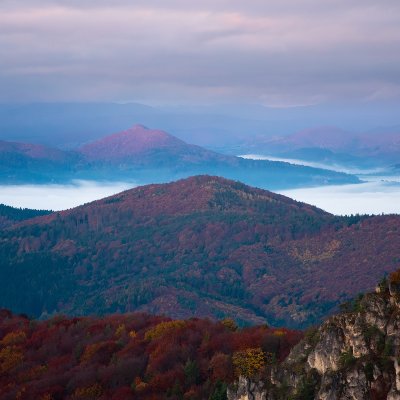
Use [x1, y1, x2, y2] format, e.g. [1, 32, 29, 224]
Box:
[1, 170, 400, 215]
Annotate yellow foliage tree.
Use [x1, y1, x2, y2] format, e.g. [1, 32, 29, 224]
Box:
[115, 324, 126, 337]
[144, 320, 186, 341]
[129, 330, 137, 339]
[73, 383, 103, 399]
[80, 343, 103, 364]
[0, 330, 27, 346]
[221, 318, 238, 332]
[232, 347, 266, 378]
[0, 345, 24, 374]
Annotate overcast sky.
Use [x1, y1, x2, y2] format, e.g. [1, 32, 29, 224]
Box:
[1, 0, 400, 106]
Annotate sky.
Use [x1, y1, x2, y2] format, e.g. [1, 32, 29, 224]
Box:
[1, 0, 400, 107]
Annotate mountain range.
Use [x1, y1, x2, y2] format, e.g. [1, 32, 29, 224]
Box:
[239, 126, 400, 168]
[1, 102, 399, 149]
[0, 124, 359, 189]
[1, 175, 399, 328]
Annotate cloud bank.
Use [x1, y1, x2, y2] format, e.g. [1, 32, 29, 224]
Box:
[0, 0, 399, 105]
[0, 179, 399, 215]
[280, 181, 400, 215]
[0, 181, 134, 211]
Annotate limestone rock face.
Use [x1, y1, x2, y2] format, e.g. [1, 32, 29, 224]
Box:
[227, 376, 266, 400]
[228, 278, 400, 399]
[308, 322, 345, 373]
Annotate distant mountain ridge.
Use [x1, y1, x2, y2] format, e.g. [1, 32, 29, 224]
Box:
[0, 175, 398, 327]
[0, 139, 81, 183]
[281, 126, 400, 156]
[0, 124, 359, 189]
[0, 140, 70, 161]
[243, 126, 400, 166]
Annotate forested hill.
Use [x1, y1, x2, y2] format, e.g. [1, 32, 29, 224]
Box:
[0, 204, 52, 229]
[0, 176, 399, 327]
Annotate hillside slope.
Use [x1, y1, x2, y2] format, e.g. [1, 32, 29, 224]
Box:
[0, 176, 399, 327]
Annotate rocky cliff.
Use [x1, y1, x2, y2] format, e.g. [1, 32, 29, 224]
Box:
[228, 271, 400, 399]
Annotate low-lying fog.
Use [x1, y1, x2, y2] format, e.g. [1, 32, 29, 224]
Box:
[279, 181, 400, 215]
[241, 154, 400, 215]
[0, 168, 400, 215]
[239, 154, 386, 175]
[0, 181, 134, 211]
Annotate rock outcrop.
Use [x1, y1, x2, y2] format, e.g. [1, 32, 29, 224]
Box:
[227, 376, 266, 400]
[229, 273, 400, 399]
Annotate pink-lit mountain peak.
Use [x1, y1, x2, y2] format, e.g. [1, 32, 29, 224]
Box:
[79, 124, 185, 161]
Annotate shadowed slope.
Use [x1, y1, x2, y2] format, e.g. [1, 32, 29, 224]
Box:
[0, 204, 51, 229]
